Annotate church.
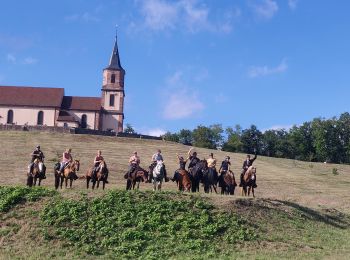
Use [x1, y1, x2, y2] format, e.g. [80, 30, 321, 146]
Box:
[0, 34, 125, 133]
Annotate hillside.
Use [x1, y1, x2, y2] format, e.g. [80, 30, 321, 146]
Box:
[0, 131, 350, 259]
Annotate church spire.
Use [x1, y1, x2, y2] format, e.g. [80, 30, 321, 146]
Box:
[106, 28, 124, 71]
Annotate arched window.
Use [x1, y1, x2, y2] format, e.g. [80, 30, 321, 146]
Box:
[81, 114, 87, 129]
[109, 95, 115, 107]
[111, 74, 116, 83]
[7, 110, 13, 124]
[37, 111, 44, 125]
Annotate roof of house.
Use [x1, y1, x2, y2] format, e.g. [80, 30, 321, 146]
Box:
[61, 96, 101, 111]
[56, 111, 79, 122]
[0, 86, 64, 107]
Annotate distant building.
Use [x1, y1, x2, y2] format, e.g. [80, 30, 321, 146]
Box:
[0, 33, 125, 132]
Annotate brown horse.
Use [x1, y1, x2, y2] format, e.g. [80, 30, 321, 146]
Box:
[27, 159, 46, 187]
[177, 169, 191, 192]
[86, 160, 109, 190]
[126, 166, 149, 190]
[54, 160, 80, 189]
[241, 166, 256, 197]
[219, 170, 237, 195]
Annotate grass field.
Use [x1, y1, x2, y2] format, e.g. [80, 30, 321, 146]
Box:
[0, 131, 350, 259]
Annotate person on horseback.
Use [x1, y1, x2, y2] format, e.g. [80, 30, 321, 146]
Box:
[59, 148, 77, 179]
[126, 151, 140, 178]
[218, 156, 231, 187]
[150, 149, 168, 182]
[28, 145, 46, 178]
[187, 148, 200, 172]
[207, 153, 217, 170]
[93, 150, 109, 183]
[171, 153, 188, 182]
[239, 152, 257, 188]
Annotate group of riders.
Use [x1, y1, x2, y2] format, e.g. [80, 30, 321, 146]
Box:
[27, 145, 258, 190]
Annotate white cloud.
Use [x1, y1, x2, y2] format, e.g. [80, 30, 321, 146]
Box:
[252, 0, 278, 19]
[64, 12, 99, 23]
[163, 89, 204, 119]
[145, 128, 167, 137]
[6, 53, 16, 63]
[162, 70, 204, 119]
[248, 59, 288, 78]
[262, 124, 293, 132]
[288, 0, 298, 10]
[137, 0, 238, 34]
[22, 57, 38, 65]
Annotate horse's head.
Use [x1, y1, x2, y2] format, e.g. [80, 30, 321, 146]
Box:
[74, 160, 80, 171]
[138, 169, 148, 182]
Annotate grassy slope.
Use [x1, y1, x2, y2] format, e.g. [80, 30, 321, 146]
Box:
[0, 131, 350, 259]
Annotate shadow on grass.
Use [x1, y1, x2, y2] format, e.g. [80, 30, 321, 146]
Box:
[276, 200, 350, 229]
[232, 198, 350, 229]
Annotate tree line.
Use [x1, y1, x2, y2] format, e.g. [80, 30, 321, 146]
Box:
[158, 112, 350, 164]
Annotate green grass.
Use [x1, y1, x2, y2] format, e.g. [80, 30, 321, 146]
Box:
[41, 190, 256, 259]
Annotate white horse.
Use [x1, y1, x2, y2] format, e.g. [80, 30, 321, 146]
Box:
[152, 160, 165, 191]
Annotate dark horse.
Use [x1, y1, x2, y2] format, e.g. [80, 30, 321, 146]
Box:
[241, 166, 256, 197]
[219, 170, 237, 195]
[54, 160, 80, 189]
[86, 160, 109, 190]
[203, 167, 218, 194]
[189, 160, 207, 192]
[27, 159, 46, 187]
[125, 166, 149, 190]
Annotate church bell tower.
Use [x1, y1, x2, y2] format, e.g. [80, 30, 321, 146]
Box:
[101, 31, 125, 132]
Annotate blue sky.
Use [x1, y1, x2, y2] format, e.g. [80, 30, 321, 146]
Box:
[1, 0, 350, 136]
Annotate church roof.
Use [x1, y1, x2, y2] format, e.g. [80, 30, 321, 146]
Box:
[56, 111, 79, 122]
[61, 96, 101, 111]
[0, 86, 64, 107]
[105, 34, 124, 72]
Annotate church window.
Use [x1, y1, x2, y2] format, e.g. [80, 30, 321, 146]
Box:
[81, 114, 87, 129]
[37, 111, 44, 125]
[111, 74, 116, 83]
[7, 110, 13, 124]
[109, 95, 115, 107]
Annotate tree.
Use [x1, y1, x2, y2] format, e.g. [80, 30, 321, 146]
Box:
[240, 125, 262, 154]
[178, 129, 193, 145]
[222, 125, 242, 152]
[162, 131, 180, 142]
[210, 124, 224, 148]
[124, 123, 136, 134]
[192, 125, 217, 149]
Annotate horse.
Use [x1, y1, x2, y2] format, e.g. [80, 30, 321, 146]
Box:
[54, 160, 80, 189]
[86, 160, 109, 190]
[126, 166, 149, 190]
[177, 169, 191, 192]
[203, 167, 218, 194]
[152, 161, 165, 191]
[241, 166, 257, 197]
[219, 170, 237, 195]
[189, 160, 207, 192]
[27, 159, 46, 187]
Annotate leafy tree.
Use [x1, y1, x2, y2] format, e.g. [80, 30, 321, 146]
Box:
[178, 129, 193, 145]
[241, 125, 262, 154]
[162, 131, 180, 142]
[222, 125, 242, 152]
[192, 125, 217, 149]
[124, 123, 136, 134]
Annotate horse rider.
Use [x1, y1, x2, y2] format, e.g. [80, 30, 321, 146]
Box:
[28, 145, 46, 178]
[59, 148, 77, 179]
[150, 149, 168, 182]
[93, 150, 109, 183]
[126, 151, 140, 178]
[207, 153, 217, 171]
[239, 152, 257, 188]
[171, 153, 188, 182]
[218, 156, 231, 187]
[187, 148, 200, 172]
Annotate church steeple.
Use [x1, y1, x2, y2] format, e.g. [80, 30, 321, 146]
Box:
[106, 30, 124, 72]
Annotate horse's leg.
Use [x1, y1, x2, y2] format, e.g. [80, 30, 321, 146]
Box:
[158, 182, 161, 191]
[97, 180, 100, 189]
[103, 180, 105, 190]
[213, 185, 218, 194]
[33, 177, 36, 187]
[70, 178, 73, 188]
[38, 178, 41, 186]
[252, 187, 255, 198]
[60, 177, 64, 189]
[86, 177, 90, 189]
[248, 187, 251, 197]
